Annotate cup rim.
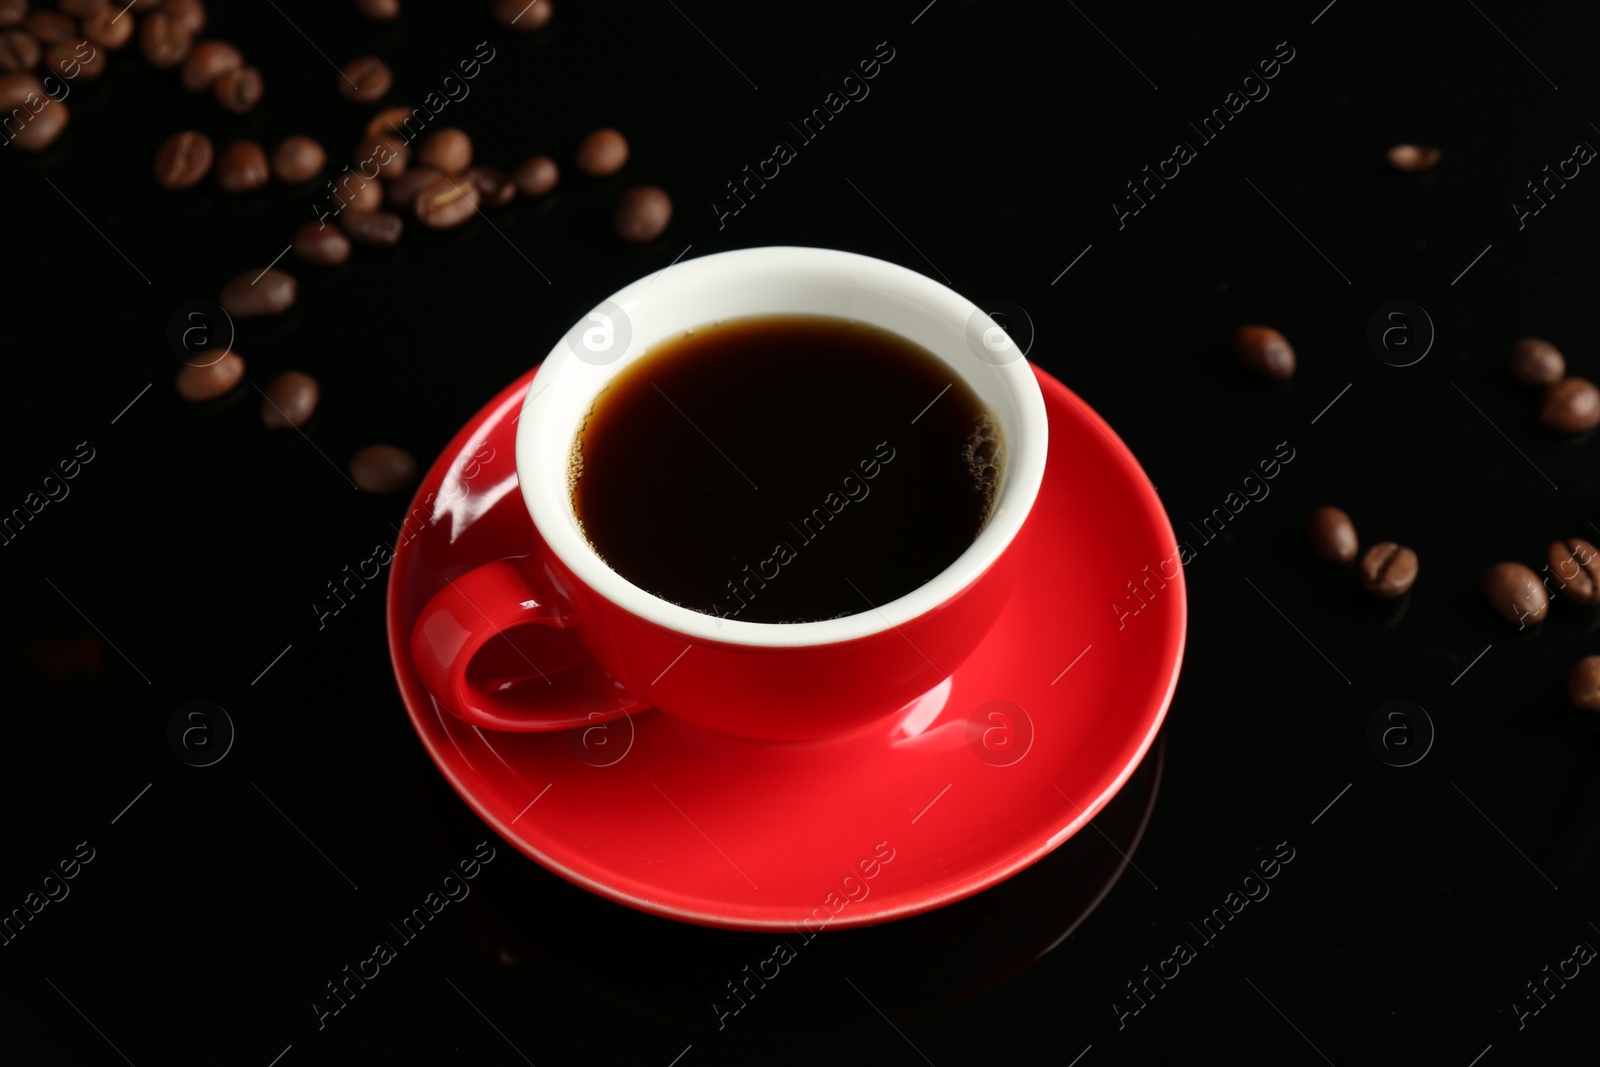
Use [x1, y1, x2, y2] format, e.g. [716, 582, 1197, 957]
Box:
[516, 246, 1048, 648]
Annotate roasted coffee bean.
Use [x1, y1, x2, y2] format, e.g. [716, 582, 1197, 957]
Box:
[1233, 324, 1295, 381]
[10, 94, 67, 150]
[385, 166, 438, 210]
[219, 268, 296, 317]
[212, 63, 261, 113]
[414, 173, 478, 228]
[354, 134, 408, 179]
[1571, 656, 1600, 713]
[153, 129, 213, 189]
[26, 11, 74, 44]
[164, 0, 206, 35]
[575, 127, 627, 177]
[417, 127, 471, 173]
[271, 135, 324, 183]
[216, 139, 268, 193]
[337, 54, 390, 102]
[1359, 542, 1417, 598]
[514, 154, 558, 198]
[332, 173, 382, 212]
[492, 0, 551, 31]
[175, 351, 244, 401]
[350, 444, 417, 494]
[1387, 144, 1440, 173]
[0, 29, 40, 71]
[614, 185, 671, 243]
[339, 208, 403, 247]
[44, 39, 105, 81]
[179, 39, 238, 91]
[59, 0, 104, 17]
[81, 5, 134, 50]
[0, 1, 24, 29]
[1539, 377, 1600, 434]
[138, 10, 191, 67]
[1307, 506, 1358, 565]
[0, 71, 44, 109]
[292, 220, 351, 266]
[365, 104, 413, 139]
[261, 371, 319, 429]
[1483, 562, 1548, 627]
[355, 0, 399, 20]
[466, 166, 514, 207]
[1548, 537, 1600, 605]
[1509, 337, 1565, 388]
[130, 0, 163, 9]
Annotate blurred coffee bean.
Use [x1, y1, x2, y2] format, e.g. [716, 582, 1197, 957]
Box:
[213, 64, 261, 113]
[0, 1, 24, 29]
[81, 5, 134, 50]
[356, 0, 400, 19]
[338, 54, 390, 102]
[1386, 144, 1440, 173]
[614, 185, 671, 243]
[1539, 377, 1600, 434]
[26, 11, 74, 44]
[466, 166, 514, 207]
[261, 371, 320, 429]
[175, 351, 244, 401]
[385, 166, 438, 211]
[1483, 562, 1548, 627]
[1571, 657, 1600, 713]
[365, 105, 413, 139]
[10, 94, 67, 150]
[575, 127, 627, 177]
[491, 0, 551, 31]
[271, 135, 324, 183]
[415, 174, 478, 228]
[355, 134, 408, 179]
[340, 209, 403, 247]
[293, 221, 351, 266]
[216, 139, 269, 193]
[179, 39, 238, 91]
[1509, 337, 1565, 388]
[1548, 538, 1600, 605]
[514, 154, 558, 198]
[350, 445, 417, 494]
[0, 71, 44, 109]
[1307, 506, 1358, 564]
[60, 0, 104, 17]
[44, 39, 105, 80]
[0, 30, 40, 71]
[164, 0, 206, 35]
[153, 129, 213, 189]
[219, 268, 296, 317]
[1233, 324, 1295, 381]
[1359, 542, 1417, 598]
[417, 127, 471, 173]
[333, 173, 383, 212]
[138, 10, 192, 67]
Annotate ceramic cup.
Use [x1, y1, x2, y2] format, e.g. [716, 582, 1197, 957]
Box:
[410, 246, 1048, 741]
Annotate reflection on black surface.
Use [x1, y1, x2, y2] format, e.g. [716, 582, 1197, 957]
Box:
[413, 734, 1165, 1034]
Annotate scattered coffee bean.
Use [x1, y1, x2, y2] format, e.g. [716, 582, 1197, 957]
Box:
[1387, 144, 1440, 173]
[0, 1, 24, 29]
[179, 39, 239, 92]
[0, 71, 44, 109]
[340, 208, 404, 247]
[492, 0, 552, 31]
[333, 173, 383, 212]
[1359, 542, 1417, 598]
[60, 0, 105, 17]
[575, 127, 627, 177]
[81, 5, 134, 51]
[614, 185, 671, 243]
[365, 104, 413, 139]
[1483, 562, 1549, 627]
[10, 94, 67, 150]
[292, 220, 351, 267]
[385, 166, 438, 211]
[138, 9, 192, 68]
[0, 29, 40, 71]
[1307, 506, 1358, 565]
[466, 166, 514, 207]
[338, 54, 390, 102]
[417, 127, 471, 173]
[514, 154, 558, 198]
[271, 135, 324, 183]
[216, 139, 269, 193]
[213, 64, 261, 113]
[261, 371, 320, 429]
[164, 0, 207, 35]
[415, 173, 479, 228]
[355, 134, 408, 179]
[1509, 337, 1565, 388]
[350, 444, 417, 494]
[175, 350, 244, 402]
[45, 39, 105, 81]
[153, 129, 213, 189]
[1233, 324, 1295, 381]
[355, 0, 399, 20]
[1539, 377, 1600, 434]
[1571, 656, 1600, 712]
[1548, 538, 1600, 605]
[219, 268, 296, 318]
[26, 11, 74, 45]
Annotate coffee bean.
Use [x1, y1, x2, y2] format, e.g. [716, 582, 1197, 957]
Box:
[0, 71, 44, 110]
[354, 134, 408, 179]
[26, 11, 74, 44]
[0, 1, 24, 29]
[1483, 562, 1548, 627]
[466, 166, 514, 207]
[1571, 656, 1600, 713]
[0, 30, 40, 71]
[614, 185, 671, 243]
[338, 54, 390, 102]
[417, 127, 471, 173]
[261, 371, 319, 429]
[9, 94, 67, 151]
[385, 166, 438, 210]
[292, 220, 351, 266]
[332, 173, 382, 212]
[1307, 506, 1358, 565]
[45, 39, 105, 81]
[339, 208, 403, 247]
[350, 444, 417, 494]
[81, 5, 134, 51]
[1509, 337, 1565, 388]
[414, 173, 478, 228]
[212, 64, 261, 113]
[1539, 377, 1600, 434]
[219, 268, 296, 318]
[153, 129, 213, 189]
[175, 350, 244, 402]
[492, 0, 552, 31]
[514, 154, 558, 198]
[271, 135, 324, 183]
[365, 104, 413, 139]
[130, 0, 164, 10]
[355, 0, 400, 20]
[1233, 324, 1295, 381]
[575, 127, 627, 177]
[1359, 542, 1417, 598]
[179, 39, 239, 91]
[164, 0, 206, 35]
[138, 10, 191, 68]
[60, 0, 105, 17]
[1548, 537, 1600, 605]
[216, 139, 269, 193]
[1387, 144, 1440, 173]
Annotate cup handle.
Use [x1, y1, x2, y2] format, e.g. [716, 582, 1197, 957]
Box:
[410, 558, 651, 731]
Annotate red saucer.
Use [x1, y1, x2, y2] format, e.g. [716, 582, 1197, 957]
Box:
[387, 365, 1185, 930]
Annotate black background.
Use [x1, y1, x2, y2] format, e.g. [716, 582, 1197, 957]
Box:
[2, 0, 1599, 1063]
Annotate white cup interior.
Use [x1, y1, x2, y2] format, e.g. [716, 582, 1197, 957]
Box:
[516, 246, 1048, 648]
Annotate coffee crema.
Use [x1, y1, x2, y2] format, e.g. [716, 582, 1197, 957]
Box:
[570, 314, 1003, 624]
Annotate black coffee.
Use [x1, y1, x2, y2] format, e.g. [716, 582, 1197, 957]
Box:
[571, 314, 1003, 624]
